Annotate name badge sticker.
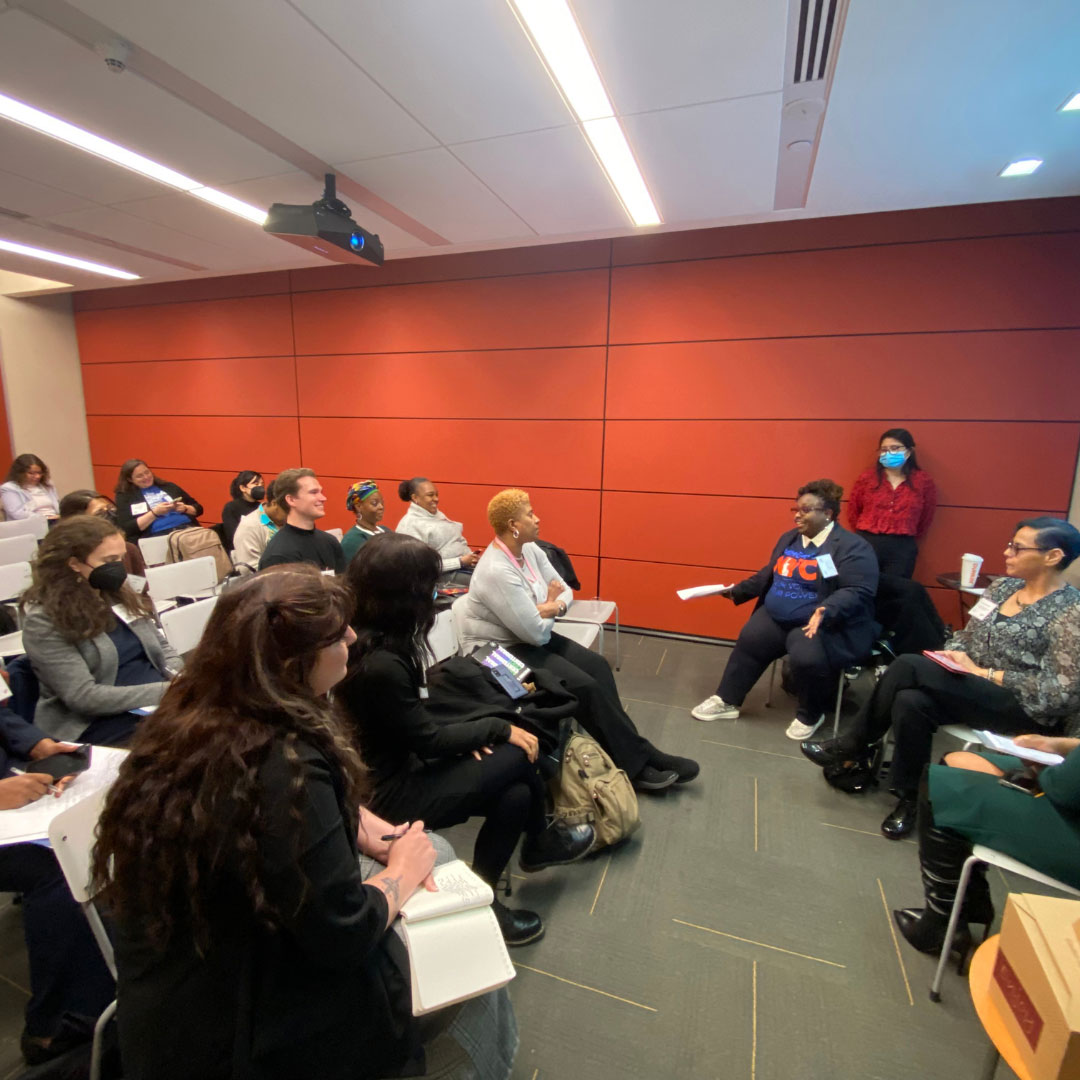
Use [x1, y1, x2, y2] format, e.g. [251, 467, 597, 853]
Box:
[968, 596, 999, 621]
[419, 686, 430, 700]
[816, 553, 838, 578]
[131, 502, 148, 515]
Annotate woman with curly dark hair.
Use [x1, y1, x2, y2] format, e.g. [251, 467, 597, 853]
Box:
[92, 565, 517, 1080]
[21, 516, 179, 745]
[339, 533, 594, 948]
[0, 453, 59, 520]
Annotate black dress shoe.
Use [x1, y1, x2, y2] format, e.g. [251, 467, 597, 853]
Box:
[632, 765, 678, 792]
[519, 820, 595, 873]
[800, 738, 846, 767]
[491, 900, 545, 946]
[893, 908, 972, 963]
[648, 750, 700, 784]
[881, 795, 918, 839]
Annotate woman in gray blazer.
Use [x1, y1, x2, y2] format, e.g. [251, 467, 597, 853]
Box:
[21, 516, 181, 745]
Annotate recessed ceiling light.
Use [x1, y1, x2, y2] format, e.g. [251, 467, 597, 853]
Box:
[999, 159, 1043, 177]
[508, 0, 661, 227]
[1060, 92, 1080, 112]
[0, 238, 139, 279]
[0, 92, 267, 225]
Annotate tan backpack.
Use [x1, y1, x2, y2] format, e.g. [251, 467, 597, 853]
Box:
[550, 733, 640, 850]
[166, 527, 232, 583]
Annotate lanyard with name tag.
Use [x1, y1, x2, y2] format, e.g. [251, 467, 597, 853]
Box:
[967, 596, 999, 621]
[816, 552, 838, 578]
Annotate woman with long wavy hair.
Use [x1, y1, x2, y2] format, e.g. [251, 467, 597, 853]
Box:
[21, 516, 179, 745]
[92, 566, 517, 1080]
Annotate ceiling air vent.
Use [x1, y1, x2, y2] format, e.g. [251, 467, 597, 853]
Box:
[793, 0, 840, 84]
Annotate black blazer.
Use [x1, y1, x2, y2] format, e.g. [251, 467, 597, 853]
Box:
[731, 523, 880, 667]
[113, 739, 423, 1080]
[115, 481, 203, 542]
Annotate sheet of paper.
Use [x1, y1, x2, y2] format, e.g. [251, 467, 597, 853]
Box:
[676, 584, 734, 601]
[0, 746, 128, 847]
[399, 860, 494, 923]
[974, 731, 1064, 767]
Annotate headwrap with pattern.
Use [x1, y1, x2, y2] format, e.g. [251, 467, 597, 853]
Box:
[346, 480, 380, 513]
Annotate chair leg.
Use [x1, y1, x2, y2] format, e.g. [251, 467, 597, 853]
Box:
[831, 669, 845, 739]
[929, 854, 980, 1002]
[90, 998, 118, 1080]
[614, 604, 621, 671]
[596, 623, 604, 656]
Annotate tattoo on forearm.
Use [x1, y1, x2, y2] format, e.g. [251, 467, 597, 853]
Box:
[377, 874, 401, 907]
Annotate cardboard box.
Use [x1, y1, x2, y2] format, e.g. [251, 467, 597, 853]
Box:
[988, 894, 1080, 1080]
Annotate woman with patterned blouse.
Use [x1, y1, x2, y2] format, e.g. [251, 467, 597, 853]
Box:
[801, 517, 1080, 838]
[846, 428, 937, 578]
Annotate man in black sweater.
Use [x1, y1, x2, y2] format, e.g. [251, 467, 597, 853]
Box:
[258, 468, 346, 574]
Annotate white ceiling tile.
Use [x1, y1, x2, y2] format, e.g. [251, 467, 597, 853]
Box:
[0, 11, 294, 185]
[574, 0, 788, 114]
[290, 0, 572, 144]
[623, 94, 782, 222]
[454, 126, 627, 234]
[0, 169, 98, 218]
[67, 0, 440, 162]
[335, 149, 535, 244]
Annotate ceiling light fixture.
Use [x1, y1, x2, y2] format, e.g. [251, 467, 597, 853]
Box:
[1059, 92, 1080, 112]
[999, 158, 1043, 177]
[0, 238, 139, 279]
[0, 92, 267, 224]
[508, 0, 661, 227]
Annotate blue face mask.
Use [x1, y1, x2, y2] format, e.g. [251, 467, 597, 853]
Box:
[879, 450, 907, 469]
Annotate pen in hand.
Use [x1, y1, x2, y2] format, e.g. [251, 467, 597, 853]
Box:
[9, 767, 61, 796]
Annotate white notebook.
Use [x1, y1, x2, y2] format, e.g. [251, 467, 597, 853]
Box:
[393, 860, 515, 1016]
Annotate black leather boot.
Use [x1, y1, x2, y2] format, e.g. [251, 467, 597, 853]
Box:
[491, 899, 545, 946]
[519, 820, 595, 873]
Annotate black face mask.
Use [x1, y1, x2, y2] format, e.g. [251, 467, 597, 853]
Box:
[249, 486, 265, 502]
[88, 561, 127, 593]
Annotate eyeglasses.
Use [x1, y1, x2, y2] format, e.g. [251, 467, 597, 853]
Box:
[1004, 542, 1049, 555]
[791, 505, 827, 516]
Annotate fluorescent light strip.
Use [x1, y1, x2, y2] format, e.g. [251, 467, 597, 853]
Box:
[509, 0, 660, 227]
[0, 93, 267, 224]
[999, 158, 1043, 177]
[0, 238, 139, 279]
[1059, 92, 1080, 112]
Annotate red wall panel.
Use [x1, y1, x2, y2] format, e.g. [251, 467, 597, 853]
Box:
[291, 270, 609, 354]
[82, 356, 298, 416]
[605, 332, 1080, 421]
[301, 418, 603, 491]
[297, 348, 605, 419]
[603, 419, 1078, 512]
[86, 416, 301, 475]
[609, 234, 1080, 343]
[76, 295, 294, 363]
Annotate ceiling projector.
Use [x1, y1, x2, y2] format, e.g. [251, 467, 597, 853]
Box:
[263, 173, 384, 266]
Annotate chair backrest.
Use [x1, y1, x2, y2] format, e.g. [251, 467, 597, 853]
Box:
[0, 560, 32, 601]
[427, 607, 458, 663]
[552, 621, 601, 650]
[48, 785, 117, 976]
[145, 556, 219, 603]
[0, 533, 37, 566]
[326, 527, 343, 541]
[0, 516, 48, 541]
[159, 595, 219, 655]
[138, 534, 170, 566]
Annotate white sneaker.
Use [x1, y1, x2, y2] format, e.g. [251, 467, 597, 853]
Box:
[691, 695, 740, 721]
[786, 715, 825, 740]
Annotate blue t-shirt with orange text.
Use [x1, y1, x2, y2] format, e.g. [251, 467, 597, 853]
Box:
[763, 542, 820, 625]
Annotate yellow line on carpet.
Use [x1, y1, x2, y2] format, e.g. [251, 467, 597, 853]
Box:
[531, 1070, 539, 1080]
[655, 648, 668, 676]
[589, 854, 612, 916]
[821, 822, 916, 844]
[0, 970, 29, 997]
[751, 960, 758, 1080]
[514, 964, 657, 1012]
[672, 919, 845, 968]
[701, 739, 803, 762]
[753, 777, 759, 853]
[876, 878, 914, 1006]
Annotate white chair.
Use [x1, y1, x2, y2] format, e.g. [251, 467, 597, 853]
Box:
[47, 786, 117, 1080]
[326, 527, 344, 541]
[940, 724, 980, 750]
[145, 556, 219, 605]
[0, 533, 37, 566]
[0, 630, 24, 655]
[552, 621, 601, 651]
[559, 599, 621, 669]
[929, 845, 1080, 1001]
[0, 516, 48, 541]
[159, 595, 219, 655]
[427, 607, 459, 664]
[0, 560, 32, 602]
[138, 535, 171, 566]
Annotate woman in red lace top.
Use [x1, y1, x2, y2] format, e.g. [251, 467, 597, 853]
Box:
[846, 428, 937, 578]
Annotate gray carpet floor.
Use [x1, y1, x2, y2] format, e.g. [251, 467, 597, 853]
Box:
[0, 632, 1055, 1078]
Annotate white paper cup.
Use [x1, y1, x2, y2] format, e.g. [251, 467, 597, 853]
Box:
[960, 553, 983, 587]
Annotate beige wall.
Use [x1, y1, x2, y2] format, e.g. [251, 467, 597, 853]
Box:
[0, 292, 93, 499]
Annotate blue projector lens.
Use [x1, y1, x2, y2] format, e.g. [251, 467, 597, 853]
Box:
[349, 232, 365, 250]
